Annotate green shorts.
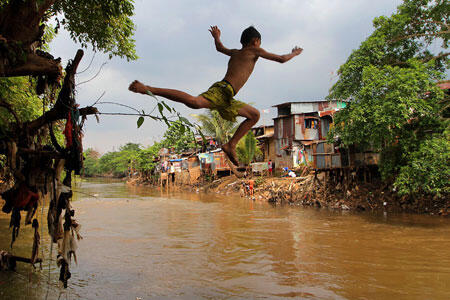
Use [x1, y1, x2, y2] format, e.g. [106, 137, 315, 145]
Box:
[199, 80, 246, 122]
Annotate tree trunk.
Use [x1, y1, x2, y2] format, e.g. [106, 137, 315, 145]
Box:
[0, 0, 62, 79]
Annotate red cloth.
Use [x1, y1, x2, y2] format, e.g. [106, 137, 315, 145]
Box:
[248, 180, 254, 190]
[63, 111, 73, 148]
[12, 183, 39, 209]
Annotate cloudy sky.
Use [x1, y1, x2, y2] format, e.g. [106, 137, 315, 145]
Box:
[50, 0, 403, 153]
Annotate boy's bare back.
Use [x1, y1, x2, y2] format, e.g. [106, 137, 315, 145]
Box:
[209, 26, 302, 94]
[223, 48, 259, 94]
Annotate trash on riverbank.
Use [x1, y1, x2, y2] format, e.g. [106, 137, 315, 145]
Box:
[127, 172, 449, 216]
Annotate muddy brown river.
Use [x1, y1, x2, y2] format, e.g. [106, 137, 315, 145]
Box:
[1, 178, 449, 299]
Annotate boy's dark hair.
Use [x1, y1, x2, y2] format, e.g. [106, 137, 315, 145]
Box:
[240, 26, 261, 46]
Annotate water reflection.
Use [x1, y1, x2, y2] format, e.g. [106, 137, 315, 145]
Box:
[1, 178, 449, 299]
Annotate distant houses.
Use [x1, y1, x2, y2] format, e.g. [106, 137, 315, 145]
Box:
[157, 97, 385, 185]
[154, 81, 450, 186]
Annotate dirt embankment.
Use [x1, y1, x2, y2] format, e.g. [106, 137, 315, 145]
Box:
[129, 174, 449, 216]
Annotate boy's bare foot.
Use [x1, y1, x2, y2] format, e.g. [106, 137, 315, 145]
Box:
[128, 80, 149, 94]
[222, 143, 239, 166]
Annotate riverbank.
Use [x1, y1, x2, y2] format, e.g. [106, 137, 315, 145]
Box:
[127, 173, 449, 216]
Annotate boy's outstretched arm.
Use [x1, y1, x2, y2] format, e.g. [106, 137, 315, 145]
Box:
[256, 46, 303, 63]
[209, 25, 234, 56]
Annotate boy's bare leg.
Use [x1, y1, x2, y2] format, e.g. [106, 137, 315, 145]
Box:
[129, 80, 211, 109]
[222, 104, 260, 166]
[130, 80, 259, 166]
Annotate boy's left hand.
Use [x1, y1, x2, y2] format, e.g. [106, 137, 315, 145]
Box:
[209, 25, 221, 40]
[292, 46, 303, 55]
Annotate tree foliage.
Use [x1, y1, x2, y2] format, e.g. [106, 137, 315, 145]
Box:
[160, 121, 196, 153]
[51, 0, 137, 60]
[82, 148, 100, 177]
[193, 110, 238, 145]
[328, 0, 449, 196]
[95, 143, 140, 177]
[394, 134, 449, 195]
[236, 131, 262, 165]
[0, 78, 43, 129]
[135, 143, 161, 175]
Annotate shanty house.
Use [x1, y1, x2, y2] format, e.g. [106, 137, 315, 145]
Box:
[272, 100, 347, 169]
[251, 125, 275, 162]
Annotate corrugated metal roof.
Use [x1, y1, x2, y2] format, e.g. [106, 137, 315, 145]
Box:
[272, 115, 290, 119]
[272, 100, 335, 107]
[252, 124, 274, 129]
[256, 133, 274, 139]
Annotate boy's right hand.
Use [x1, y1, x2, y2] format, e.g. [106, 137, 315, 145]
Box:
[129, 80, 147, 94]
[209, 25, 221, 40]
[292, 46, 303, 55]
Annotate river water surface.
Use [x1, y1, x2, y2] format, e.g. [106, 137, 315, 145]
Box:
[1, 178, 449, 299]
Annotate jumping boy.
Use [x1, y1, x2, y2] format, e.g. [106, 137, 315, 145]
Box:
[129, 26, 302, 166]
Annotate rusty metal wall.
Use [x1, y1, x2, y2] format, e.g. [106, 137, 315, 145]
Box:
[316, 142, 334, 154]
[189, 166, 201, 184]
[213, 151, 230, 171]
[274, 118, 283, 139]
[317, 101, 339, 111]
[313, 151, 380, 170]
[313, 153, 343, 169]
[294, 115, 304, 140]
[304, 128, 319, 140]
[352, 153, 380, 166]
[282, 117, 292, 139]
[275, 152, 293, 169]
[321, 117, 332, 138]
[268, 139, 276, 161]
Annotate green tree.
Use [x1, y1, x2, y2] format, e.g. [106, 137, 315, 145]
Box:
[394, 135, 450, 195]
[193, 110, 238, 145]
[328, 0, 449, 196]
[236, 131, 262, 165]
[87, 142, 161, 178]
[135, 142, 162, 178]
[97, 143, 141, 177]
[0, 77, 44, 134]
[0, 0, 137, 74]
[51, 0, 137, 60]
[82, 148, 100, 177]
[161, 122, 196, 153]
[119, 142, 141, 153]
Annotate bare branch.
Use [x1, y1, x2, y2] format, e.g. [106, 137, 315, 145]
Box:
[98, 112, 178, 122]
[388, 52, 449, 66]
[96, 101, 141, 114]
[90, 91, 106, 106]
[388, 30, 450, 43]
[76, 62, 107, 86]
[423, 52, 450, 62]
[76, 53, 97, 75]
